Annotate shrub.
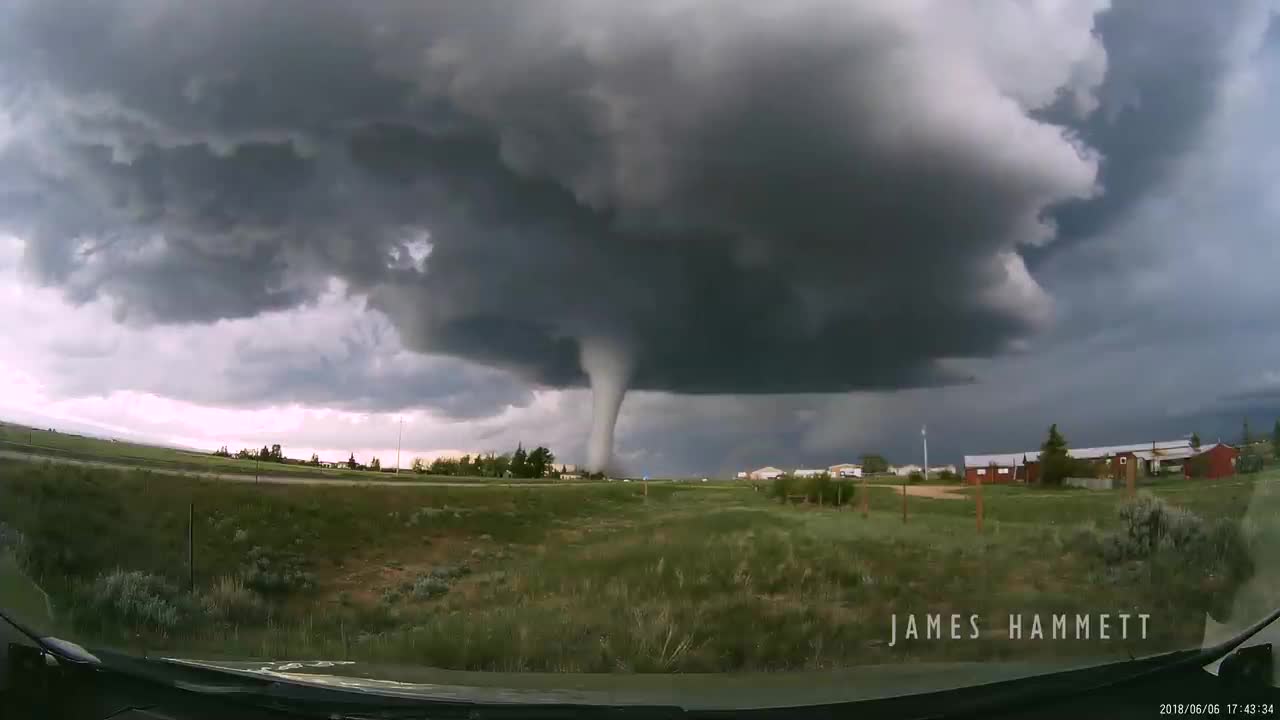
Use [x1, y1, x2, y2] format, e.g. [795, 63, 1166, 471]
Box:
[411, 575, 450, 599]
[78, 569, 183, 633]
[201, 576, 268, 624]
[828, 480, 855, 506]
[1096, 495, 1252, 584]
[908, 471, 924, 484]
[1117, 494, 1172, 554]
[768, 474, 842, 505]
[241, 546, 316, 595]
[428, 564, 471, 581]
[767, 476, 789, 500]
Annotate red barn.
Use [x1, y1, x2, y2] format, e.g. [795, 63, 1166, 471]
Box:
[1183, 443, 1238, 479]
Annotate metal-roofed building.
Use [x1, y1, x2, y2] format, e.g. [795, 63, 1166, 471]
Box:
[962, 439, 1236, 484]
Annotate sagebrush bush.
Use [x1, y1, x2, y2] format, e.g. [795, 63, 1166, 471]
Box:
[201, 575, 268, 624]
[1098, 495, 1252, 581]
[411, 576, 450, 599]
[1116, 494, 1208, 556]
[79, 569, 183, 632]
[241, 546, 316, 595]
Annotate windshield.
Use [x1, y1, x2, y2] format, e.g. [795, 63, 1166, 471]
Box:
[1, 0, 1279, 701]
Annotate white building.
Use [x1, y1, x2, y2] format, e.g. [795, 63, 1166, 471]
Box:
[828, 463, 863, 478]
[892, 464, 922, 476]
[749, 466, 785, 480]
[793, 468, 827, 478]
[735, 471, 748, 479]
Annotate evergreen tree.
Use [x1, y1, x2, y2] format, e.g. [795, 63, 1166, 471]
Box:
[1039, 424, 1071, 486]
[510, 443, 529, 478]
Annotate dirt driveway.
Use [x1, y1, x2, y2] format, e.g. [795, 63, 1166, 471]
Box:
[866, 483, 968, 500]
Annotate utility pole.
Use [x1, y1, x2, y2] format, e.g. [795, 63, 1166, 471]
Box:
[396, 416, 403, 474]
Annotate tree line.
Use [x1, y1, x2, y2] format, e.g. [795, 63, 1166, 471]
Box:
[412, 443, 557, 479]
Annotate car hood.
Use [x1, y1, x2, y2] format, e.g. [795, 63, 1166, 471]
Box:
[159, 656, 1124, 710]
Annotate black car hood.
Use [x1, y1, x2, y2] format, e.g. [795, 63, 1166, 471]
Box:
[157, 656, 1122, 710]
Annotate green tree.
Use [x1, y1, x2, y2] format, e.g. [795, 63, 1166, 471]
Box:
[1190, 432, 1201, 450]
[458, 454, 471, 475]
[309, 452, 320, 466]
[526, 446, 554, 478]
[429, 457, 460, 476]
[259, 445, 271, 461]
[270, 444, 282, 461]
[411, 457, 425, 474]
[347, 452, 358, 470]
[860, 454, 889, 474]
[510, 443, 529, 478]
[1272, 421, 1280, 460]
[1243, 418, 1252, 446]
[1038, 424, 1072, 486]
[370, 457, 381, 471]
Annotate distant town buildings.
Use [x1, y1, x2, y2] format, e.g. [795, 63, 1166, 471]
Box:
[962, 439, 1239, 484]
[827, 463, 863, 478]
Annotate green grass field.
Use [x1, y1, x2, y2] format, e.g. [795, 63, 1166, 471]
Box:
[3, 454, 1278, 672]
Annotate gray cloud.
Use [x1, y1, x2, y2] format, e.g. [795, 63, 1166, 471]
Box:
[3, 1, 1278, 475]
[0, 0, 1109, 399]
[1031, 0, 1274, 265]
[0, 243, 532, 419]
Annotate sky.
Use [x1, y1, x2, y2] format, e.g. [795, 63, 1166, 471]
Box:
[1, 1, 1279, 475]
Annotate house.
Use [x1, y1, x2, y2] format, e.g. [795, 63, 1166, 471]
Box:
[828, 463, 863, 478]
[963, 439, 1238, 484]
[553, 463, 579, 475]
[891, 464, 922, 477]
[749, 466, 785, 480]
[794, 468, 826, 478]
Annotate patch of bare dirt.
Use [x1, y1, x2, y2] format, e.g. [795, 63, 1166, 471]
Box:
[867, 484, 967, 500]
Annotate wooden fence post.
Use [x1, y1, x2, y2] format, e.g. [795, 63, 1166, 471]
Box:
[187, 501, 195, 593]
[861, 477, 868, 517]
[976, 473, 984, 533]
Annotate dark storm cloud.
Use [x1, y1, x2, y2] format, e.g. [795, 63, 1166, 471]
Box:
[0, 0, 1167, 399]
[1029, 0, 1268, 266]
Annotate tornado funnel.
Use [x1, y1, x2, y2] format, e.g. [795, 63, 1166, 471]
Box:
[580, 337, 633, 474]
